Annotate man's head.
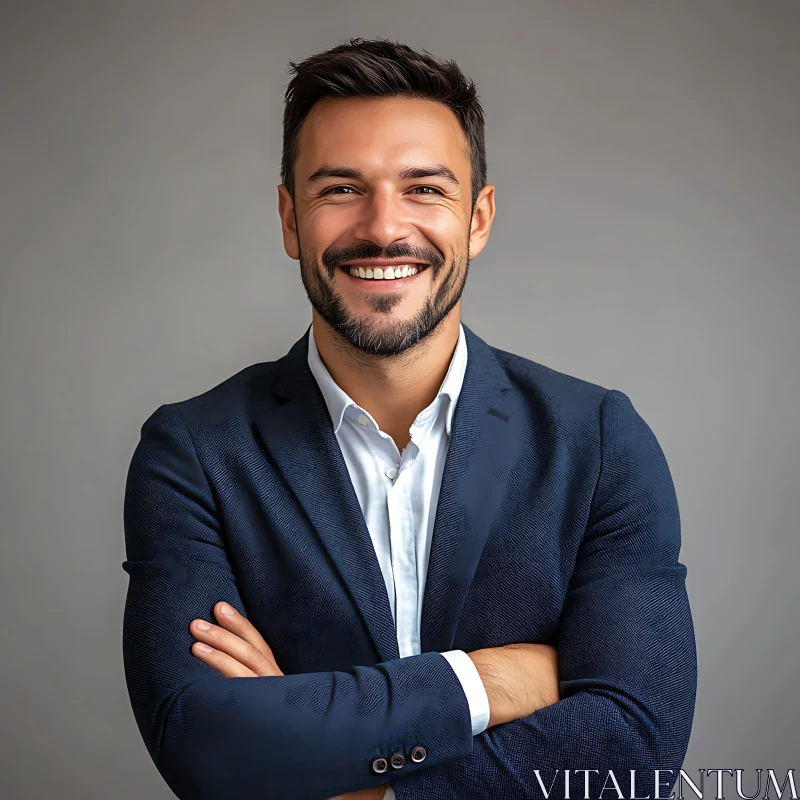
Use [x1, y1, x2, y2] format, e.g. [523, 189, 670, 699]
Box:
[277, 38, 495, 357]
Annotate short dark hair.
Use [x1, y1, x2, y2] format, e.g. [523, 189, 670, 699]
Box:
[281, 38, 487, 211]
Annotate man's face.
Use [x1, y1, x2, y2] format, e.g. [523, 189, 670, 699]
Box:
[278, 96, 494, 356]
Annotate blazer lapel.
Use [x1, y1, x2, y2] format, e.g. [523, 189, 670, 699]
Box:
[420, 324, 521, 654]
[254, 328, 400, 663]
[255, 323, 521, 662]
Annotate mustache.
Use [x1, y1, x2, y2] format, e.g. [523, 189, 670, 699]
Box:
[322, 243, 445, 275]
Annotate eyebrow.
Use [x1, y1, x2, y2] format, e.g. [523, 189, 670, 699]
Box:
[305, 163, 460, 188]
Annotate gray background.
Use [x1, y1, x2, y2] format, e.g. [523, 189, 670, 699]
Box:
[1, 2, 798, 797]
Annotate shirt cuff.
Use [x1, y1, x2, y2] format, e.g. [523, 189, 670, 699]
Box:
[384, 785, 396, 800]
[440, 649, 491, 735]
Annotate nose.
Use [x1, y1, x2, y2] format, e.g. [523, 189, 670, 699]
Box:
[351, 187, 414, 249]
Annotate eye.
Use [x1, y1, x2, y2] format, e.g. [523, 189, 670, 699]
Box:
[411, 186, 443, 196]
[321, 186, 357, 196]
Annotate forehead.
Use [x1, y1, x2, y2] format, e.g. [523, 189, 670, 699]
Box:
[296, 96, 469, 177]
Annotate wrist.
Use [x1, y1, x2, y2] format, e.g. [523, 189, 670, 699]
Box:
[467, 643, 559, 728]
[467, 646, 518, 728]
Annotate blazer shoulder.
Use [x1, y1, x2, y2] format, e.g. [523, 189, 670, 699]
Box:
[489, 343, 611, 418]
[139, 358, 282, 434]
[487, 343, 670, 471]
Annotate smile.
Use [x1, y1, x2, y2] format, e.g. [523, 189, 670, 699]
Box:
[340, 264, 428, 281]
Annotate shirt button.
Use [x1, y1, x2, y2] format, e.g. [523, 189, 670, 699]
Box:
[357, 414, 369, 427]
[385, 467, 398, 480]
[389, 752, 406, 769]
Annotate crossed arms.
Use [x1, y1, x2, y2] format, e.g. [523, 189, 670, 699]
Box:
[121, 391, 697, 800]
[182, 601, 560, 800]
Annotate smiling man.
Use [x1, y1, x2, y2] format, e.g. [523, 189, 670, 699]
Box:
[122, 38, 697, 800]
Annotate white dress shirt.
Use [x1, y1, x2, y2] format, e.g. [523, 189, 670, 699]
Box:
[307, 323, 490, 799]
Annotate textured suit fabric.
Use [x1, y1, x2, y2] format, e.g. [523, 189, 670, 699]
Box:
[121, 322, 697, 800]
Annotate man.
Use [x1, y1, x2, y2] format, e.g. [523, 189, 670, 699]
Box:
[122, 38, 696, 800]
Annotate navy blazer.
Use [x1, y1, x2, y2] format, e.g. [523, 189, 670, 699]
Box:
[122, 323, 696, 800]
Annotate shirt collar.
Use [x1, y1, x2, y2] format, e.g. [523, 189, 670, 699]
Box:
[307, 322, 468, 436]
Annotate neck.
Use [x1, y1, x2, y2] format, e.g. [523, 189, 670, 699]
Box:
[311, 306, 462, 450]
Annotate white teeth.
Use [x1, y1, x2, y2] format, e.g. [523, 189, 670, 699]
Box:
[346, 264, 423, 280]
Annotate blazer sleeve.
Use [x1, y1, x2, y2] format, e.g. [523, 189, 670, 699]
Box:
[121, 405, 474, 800]
[389, 389, 698, 800]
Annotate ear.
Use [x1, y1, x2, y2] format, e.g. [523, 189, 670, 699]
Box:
[277, 184, 300, 260]
[467, 184, 496, 260]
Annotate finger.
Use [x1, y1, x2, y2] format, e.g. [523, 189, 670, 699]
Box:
[189, 619, 276, 675]
[213, 602, 278, 662]
[191, 641, 258, 678]
[190, 619, 280, 677]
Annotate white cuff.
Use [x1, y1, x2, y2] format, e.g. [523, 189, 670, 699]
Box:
[440, 649, 491, 735]
[384, 785, 395, 800]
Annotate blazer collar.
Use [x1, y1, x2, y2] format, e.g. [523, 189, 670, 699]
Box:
[306, 322, 469, 436]
[256, 322, 518, 662]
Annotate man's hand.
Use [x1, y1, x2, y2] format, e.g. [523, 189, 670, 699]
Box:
[190, 603, 389, 799]
[189, 601, 283, 677]
[189, 612, 551, 796]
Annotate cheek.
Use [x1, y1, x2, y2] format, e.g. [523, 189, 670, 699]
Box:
[414, 211, 467, 247]
[305, 203, 467, 261]
[303, 207, 352, 246]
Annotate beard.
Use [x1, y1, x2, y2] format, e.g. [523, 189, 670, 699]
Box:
[298, 239, 470, 357]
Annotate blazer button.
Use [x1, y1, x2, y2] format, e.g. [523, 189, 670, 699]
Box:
[410, 745, 427, 763]
[389, 752, 406, 769]
[370, 756, 389, 774]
